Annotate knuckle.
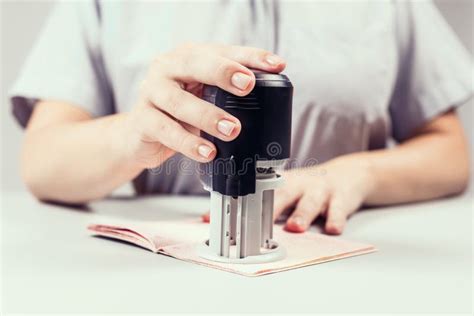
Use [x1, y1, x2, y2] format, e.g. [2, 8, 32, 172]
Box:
[215, 59, 236, 82]
[198, 105, 216, 130]
[235, 46, 269, 62]
[149, 54, 173, 81]
[177, 131, 194, 153]
[166, 89, 184, 117]
[197, 109, 209, 130]
[174, 42, 198, 65]
[317, 185, 331, 197]
[156, 118, 170, 136]
[258, 49, 272, 60]
[151, 53, 170, 69]
[249, 48, 268, 61]
[336, 190, 352, 203]
[146, 85, 164, 108]
[180, 52, 195, 76]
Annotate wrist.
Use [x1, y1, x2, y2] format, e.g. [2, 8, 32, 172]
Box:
[332, 152, 377, 203]
[107, 113, 146, 174]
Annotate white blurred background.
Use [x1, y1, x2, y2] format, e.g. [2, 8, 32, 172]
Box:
[1, 0, 473, 191]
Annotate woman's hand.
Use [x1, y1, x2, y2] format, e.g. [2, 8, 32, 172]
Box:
[274, 154, 376, 235]
[120, 43, 286, 169]
[21, 43, 285, 204]
[201, 153, 375, 234]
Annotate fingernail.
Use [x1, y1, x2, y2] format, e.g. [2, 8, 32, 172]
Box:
[231, 72, 252, 90]
[327, 225, 342, 235]
[202, 213, 210, 223]
[217, 119, 236, 136]
[292, 216, 306, 227]
[265, 54, 284, 66]
[198, 145, 214, 158]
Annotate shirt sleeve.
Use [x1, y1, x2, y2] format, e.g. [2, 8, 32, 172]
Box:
[389, 1, 473, 142]
[9, 1, 114, 128]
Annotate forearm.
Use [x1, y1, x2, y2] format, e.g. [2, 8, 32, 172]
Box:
[21, 113, 143, 204]
[354, 115, 470, 206]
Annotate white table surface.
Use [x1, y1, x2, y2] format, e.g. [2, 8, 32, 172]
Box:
[1, 189, 472, 314]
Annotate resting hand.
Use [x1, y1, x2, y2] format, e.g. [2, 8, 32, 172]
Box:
[274, 154, 375, 235]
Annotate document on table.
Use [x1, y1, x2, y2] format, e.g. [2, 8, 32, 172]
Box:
[88, 218, 376, 276]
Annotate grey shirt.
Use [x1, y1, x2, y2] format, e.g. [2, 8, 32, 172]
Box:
[10, 0, 473, 195]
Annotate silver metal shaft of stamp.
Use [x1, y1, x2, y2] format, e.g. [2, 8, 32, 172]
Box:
[201, 168, 285, 263]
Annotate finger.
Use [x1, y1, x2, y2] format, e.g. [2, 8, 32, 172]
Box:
[157, 51, 256, 96]
[273, 187, 302, 221]
[139, 104, 217, 162]
[325, 197, 353, 235]
[285, 191, 330, 233]
[202, 211, 210, 223]
[216, 45, 286, 72]
[181, 121, 199, 136]
[147, 82, 241, 141]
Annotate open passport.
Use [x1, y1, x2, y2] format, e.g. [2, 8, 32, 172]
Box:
[88, 218, 376, 276]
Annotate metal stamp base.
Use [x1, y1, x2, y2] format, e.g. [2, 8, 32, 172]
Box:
[206, 169, 285, 261]
[197, 239, 286, 264]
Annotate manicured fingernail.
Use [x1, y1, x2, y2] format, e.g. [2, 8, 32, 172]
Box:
[217, 119, 236, 136]
[265, 54, 284, 66]
[292, 216, 306, 227]
[198, 145, 214, 158]
[327, 226, 342, 235]
[231, 72, 252, 90]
